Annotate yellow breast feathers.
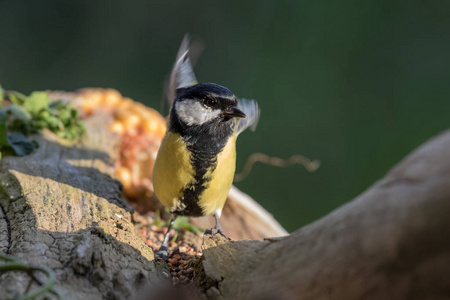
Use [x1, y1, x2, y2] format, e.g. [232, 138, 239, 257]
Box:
[198, 134, 236, 216]
[153, 131, 236, 216]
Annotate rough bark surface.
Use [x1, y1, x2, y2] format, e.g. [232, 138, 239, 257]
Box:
[0, 115, 161, 300]
[199, 130, 450, 300]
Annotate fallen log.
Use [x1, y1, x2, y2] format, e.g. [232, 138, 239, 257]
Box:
[198, 130, 450, 300]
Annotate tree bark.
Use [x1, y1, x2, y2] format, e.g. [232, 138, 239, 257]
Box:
[198, 130, 450, 300]
[0, 114, 161, 300]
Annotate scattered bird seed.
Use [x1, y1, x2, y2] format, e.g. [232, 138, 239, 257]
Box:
[134, 211, 203, 286]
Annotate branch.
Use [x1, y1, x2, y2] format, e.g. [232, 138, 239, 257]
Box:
[199, 130, 450, 300]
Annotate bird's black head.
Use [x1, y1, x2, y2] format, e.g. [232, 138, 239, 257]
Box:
[171, 83, 245, 128]
[169, 83, 246, 151]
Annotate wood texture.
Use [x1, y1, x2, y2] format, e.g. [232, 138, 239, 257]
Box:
[199, 130, 450, 300]
[0, 114, 161, 299]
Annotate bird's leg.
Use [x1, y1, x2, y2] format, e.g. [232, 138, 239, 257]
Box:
[213, 210, 227, 238]
[157, 215, 176, 258]
[203, 209, 230, 242]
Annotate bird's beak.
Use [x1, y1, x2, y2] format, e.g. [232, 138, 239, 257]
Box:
[223, 106, 246, 118]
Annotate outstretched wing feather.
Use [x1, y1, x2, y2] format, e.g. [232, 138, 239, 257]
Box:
[236, 98, 260, 135]
[162, 34, 200, 114]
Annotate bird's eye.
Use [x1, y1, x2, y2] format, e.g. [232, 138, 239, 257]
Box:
[204, 98, 216, 107]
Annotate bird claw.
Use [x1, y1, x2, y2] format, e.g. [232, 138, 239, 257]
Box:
[156, 245, 170, 259]
[203, 227, 230, 243]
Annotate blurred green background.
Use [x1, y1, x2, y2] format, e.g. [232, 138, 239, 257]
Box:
[1, 1, 449, 232]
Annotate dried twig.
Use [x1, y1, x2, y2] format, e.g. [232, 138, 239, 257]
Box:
[234, 153, 320, 182]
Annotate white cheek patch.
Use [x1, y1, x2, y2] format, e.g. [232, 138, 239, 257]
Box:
[175, 100, 221, 126]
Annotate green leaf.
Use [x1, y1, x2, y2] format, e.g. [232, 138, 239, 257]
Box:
[0, 88, 84, 158]
[0, 122, 8, 146]
[24, 91, 49, 114]
[6, 91, 27, 105]
[173, 216, 203, 234]
[6, 132, 37, 156]
[5, 104, 32, 122]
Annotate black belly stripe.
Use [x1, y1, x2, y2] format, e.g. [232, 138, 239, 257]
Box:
[173, 151, 217, 216]
[169, 108, 234, 217]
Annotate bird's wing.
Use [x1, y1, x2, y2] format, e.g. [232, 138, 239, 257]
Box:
[236, 98, 260, 135]
[162, 34, 203, 115]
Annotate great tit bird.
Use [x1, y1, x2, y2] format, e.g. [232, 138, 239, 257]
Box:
[153, 35, 260, 254]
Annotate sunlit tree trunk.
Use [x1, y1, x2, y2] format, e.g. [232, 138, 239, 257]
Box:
[0, 115, 158, 299]
[197, 130, 450, 300]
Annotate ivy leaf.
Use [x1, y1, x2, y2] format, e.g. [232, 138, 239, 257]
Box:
[4, 104, 32, 122]
[0, 87, 85, 158]
[6, 132, 37, 156]
[6, 91, 28, 105]
[24, 91, 49, 114]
